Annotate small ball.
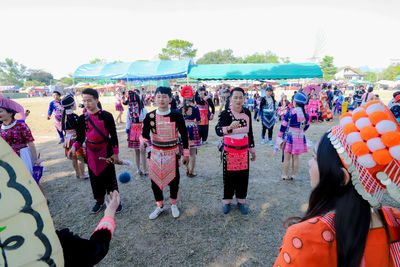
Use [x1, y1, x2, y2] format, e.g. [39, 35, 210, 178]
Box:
[118, 171, 131, 183]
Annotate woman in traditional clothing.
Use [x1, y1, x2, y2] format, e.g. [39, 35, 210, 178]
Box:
[0, 97, 38, 176]
[61, 94, 87, 179]
[319, 91, 333, 121]
[274, 100, 400, 266]
[216, 87, 256, 215]
[277, 94, 290, 121]
[115, 91, 124, 124]
[178, 86, 201, 177]
[125, 90, 148, 175]
[257, 86, 277, 146]
[276, 92, 310, 180]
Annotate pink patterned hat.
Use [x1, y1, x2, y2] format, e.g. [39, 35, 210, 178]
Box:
[0, 97, 26, 121]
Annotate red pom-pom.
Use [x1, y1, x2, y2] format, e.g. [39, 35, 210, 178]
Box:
[381, 132, 400, 147]
[340, 113, 352, 120]
[352, 110, 368, 122]
[180, 86, 194, 99]
[360, 126, 380, 141]
[343, 123, 359, 135]
[372, 149, 393, 165]
[369, 111, 389, 125]
[351, 141, 370, 156]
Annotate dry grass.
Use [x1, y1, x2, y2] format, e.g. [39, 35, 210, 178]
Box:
[14, 95, 398, 267]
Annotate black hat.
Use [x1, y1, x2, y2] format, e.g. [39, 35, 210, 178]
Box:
[61, 94, 75, 108]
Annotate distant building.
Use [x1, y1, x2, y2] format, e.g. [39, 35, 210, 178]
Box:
[335, 67, 366, 81]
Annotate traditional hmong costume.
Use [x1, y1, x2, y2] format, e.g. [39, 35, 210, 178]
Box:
[73, 110, 119, 203]
[215, 107, 255, 205]
[278, 107, 310, 155]
[178, 86, 201, 149]
[258, 94, 276, 143]
[48, 99, 64, 142]
[115, 94, 124, 111]
[195, 92, 215, 143]
[319, 92, 333, 121]
[274, 100, 400, 266]
[61, 95, 85, 159]
[142, 109, 189, 207]
[125, 92, 147, 150]
[277, 100, 290, 120]
[0, 97, 36, 176]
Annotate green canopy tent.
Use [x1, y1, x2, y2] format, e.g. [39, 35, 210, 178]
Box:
[187, 63, 322, 80]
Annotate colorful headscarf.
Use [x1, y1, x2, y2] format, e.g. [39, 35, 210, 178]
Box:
[293, 92, 308, 105]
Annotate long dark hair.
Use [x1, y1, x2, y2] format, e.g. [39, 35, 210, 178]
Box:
[301, 133, 372, 266]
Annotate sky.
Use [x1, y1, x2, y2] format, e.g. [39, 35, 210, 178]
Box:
[1, 0, 399, 78]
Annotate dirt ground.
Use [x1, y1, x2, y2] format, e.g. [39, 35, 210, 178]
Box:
[14, 93, 398, 267]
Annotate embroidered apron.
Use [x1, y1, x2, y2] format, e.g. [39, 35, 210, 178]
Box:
[224, 136, 249, 171]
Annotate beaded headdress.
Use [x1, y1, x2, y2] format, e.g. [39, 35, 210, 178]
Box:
[329, 100, 400, 207]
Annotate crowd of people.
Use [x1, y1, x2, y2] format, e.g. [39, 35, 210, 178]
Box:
[1, 82, 400, 266]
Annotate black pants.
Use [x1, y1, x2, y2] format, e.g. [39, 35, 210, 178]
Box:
[223, 152, 249, 200]
[151, 160, 180, 202]
[262, 126, 273, 140]
[89, 164, 118, 202]
[198, 124, 209, 142]
[253, 109, 259, 120]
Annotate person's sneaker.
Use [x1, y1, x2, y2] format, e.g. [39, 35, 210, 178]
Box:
[202, 141, 208, 145]
[91, 202, 104, 214]
[268, 139, 273, 146]
[261, 139, 266, 145]
[171, 204, 180, 218]
[238, 203, 248, 215]
[58, 139, 65, 144]
[222, 204, 231, 214]
[149, 206, 165, 220]
[116, 203, 123, 214]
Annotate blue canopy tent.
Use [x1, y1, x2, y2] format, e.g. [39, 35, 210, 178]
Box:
[187, 63, 323, 80]
[73, 60, 193, 81]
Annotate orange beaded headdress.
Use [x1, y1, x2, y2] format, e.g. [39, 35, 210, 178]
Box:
[329, 100, 400, 207]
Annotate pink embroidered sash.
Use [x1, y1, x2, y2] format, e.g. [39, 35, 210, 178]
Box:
[149, 146, 178, 190]
[224, 136, 249, 171]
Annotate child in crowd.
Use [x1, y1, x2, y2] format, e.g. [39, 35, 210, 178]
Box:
[61, 94, 88, 179]
[276, 92, 310, 180]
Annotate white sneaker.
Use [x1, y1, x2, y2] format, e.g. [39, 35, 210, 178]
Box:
[171, 204, 180, 218]
[268, 140, 273, 146]
[149, 206, 165, 220]
[261, 139, 266, 144]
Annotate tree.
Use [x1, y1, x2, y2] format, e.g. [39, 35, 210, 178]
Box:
[242, 51, 280, 63]
[0, 58, 28, 86]
[280, 57, 291, 63]
[60, 75, 74, 85]
[158, 39, 197, 60]
[379, 63, 400, 80]
[364, 71, 377, 83]
[196, 49, 241, 64]
[24, 80, 45, 87]
[89, 58, 107, 64]
[26, 70, 53, 85]
[320, 56, 337, 81]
